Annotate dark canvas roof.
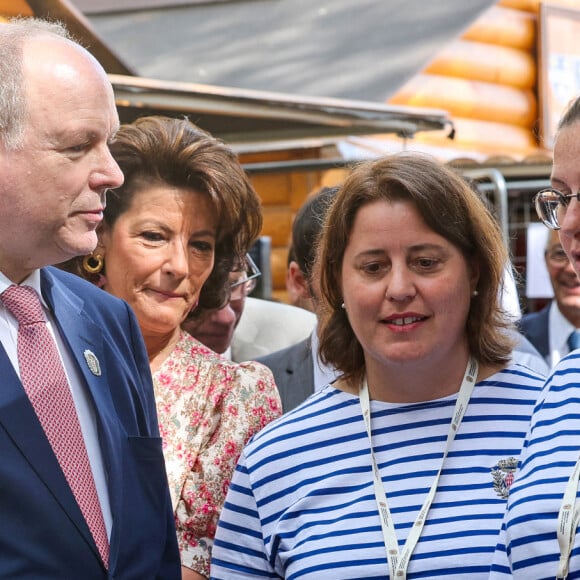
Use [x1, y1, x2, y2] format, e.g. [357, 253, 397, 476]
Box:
[12, 0, 453, 147]
[16, 1, 497, 147]
[83, 0, 496, 102]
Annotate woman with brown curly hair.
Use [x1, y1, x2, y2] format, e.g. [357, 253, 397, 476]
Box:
[63, 115, 281, 579]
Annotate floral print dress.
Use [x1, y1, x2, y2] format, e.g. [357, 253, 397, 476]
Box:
[153, 330, 282, 576]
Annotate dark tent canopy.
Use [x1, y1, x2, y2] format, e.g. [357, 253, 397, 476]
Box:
[81, 0, 496, 102]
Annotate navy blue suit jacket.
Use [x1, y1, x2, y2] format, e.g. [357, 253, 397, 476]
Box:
[519, 304, 551, 360]
[0, 267, 180, 579]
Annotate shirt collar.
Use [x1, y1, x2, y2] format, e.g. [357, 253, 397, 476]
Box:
[549, 300, 576, 353]
[0, 270, 47, 307]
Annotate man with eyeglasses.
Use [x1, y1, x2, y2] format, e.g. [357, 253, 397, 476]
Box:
[184, 253, 316, 362]
[520, 228, 580, 367]
[182, 254, 260, 357]
[489, 95, 580, 580]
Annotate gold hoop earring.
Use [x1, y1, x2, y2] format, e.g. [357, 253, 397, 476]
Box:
[82, 253, 104, 274]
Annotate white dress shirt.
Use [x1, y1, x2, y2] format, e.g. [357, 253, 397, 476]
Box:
[309, 324, 340, 391]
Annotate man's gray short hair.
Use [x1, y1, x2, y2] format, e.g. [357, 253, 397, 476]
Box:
[0, 18, 72, 150]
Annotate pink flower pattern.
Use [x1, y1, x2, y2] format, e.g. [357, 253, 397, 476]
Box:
[152, 331, 281, 576]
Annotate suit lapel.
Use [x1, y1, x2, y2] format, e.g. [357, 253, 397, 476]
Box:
[42, 270, 124, 566]
[0, 280, 100, 557]
[275, 338, 315, 411]
[42, 270, 120, 452]
[293, 339, 315, 396]
[521, 306, 550, 358]
[537, 307, 551, 358]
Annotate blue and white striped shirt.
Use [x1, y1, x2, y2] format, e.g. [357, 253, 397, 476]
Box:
[491, 351, 580, 579]
[210, 363, 543, 579]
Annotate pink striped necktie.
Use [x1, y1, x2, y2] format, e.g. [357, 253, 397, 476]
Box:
[1, 284, 109, 568]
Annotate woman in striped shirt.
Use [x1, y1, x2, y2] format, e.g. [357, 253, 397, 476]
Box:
[491, 96, 580, 580]
[211, 153, 544, 580]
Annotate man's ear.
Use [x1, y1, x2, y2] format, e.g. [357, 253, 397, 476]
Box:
[287, 261, 311, 300]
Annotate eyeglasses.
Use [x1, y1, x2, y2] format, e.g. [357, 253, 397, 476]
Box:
[545, 246, 570, 266]
[229, 253, 261, 301]
[534, 188, 580, 230]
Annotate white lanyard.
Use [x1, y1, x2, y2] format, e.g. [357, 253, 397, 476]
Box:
[557, 456, 580, 579]
[360, 357, 478, 580]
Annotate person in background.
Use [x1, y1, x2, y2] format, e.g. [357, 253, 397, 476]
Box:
[211, 153, 545, 579]
[63, 115, 281, 580]
[491, 95, 580, 579]
[260, 185, 547, 413]
[184, 251, 316, 362]
[230, 295, 316, 362]
[182, 253, 261, 357]
[285, 187, 337, 314]
[0, 18, 180, 577]
[519, 227, 580, 366]
[257, 186, 340, 411]
[285, 245, 315, 312]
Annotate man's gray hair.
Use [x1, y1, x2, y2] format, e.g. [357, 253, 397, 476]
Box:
[0, 18, 72, 150]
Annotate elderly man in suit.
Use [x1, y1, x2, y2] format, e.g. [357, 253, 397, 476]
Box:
[183, 254, 316, 361]
[520, 228, 580, 367]
[0, 19, 180, 578]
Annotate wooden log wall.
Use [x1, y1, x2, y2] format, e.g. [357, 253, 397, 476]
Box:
[387, 0, 542, 157]
[0, 1, 32, 18]
[239, 149, 327, 302]
[250, 0, 557, 302]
